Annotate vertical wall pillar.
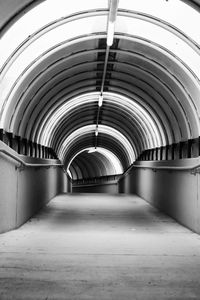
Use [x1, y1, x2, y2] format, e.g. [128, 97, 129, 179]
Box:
[17, 137, 23, 154]
[173, 143, 179, 160]
[0, 129, 3, 141]
[179, 142, 183, 159]
[7, 133, 13, 148]
[160, 146, 163, 160]
[188, 139, 192, 158]
[191, 138, 199, 158]
[150, 149, 154, 160]
[21, 138, 28, 155]
[42, 145, 45, 158]
[182, 141, 188, 159]
[12, 135, 19, 152]
[28, 141, 32, 157]
[38, 144, 41, 158]
[165, 145, 169, 160]
[33, 142, 37, 158]
[198, 137, 200, 157]
[1, 131, 9, 145]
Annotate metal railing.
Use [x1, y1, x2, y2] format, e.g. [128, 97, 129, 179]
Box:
[73, 174, 121, 186]
[132, 162, 200, 172]
[0, 148, 63, 168]
[120, 157, 200, 179]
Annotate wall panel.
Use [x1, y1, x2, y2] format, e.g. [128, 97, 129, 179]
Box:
[119, 159, 200, 233]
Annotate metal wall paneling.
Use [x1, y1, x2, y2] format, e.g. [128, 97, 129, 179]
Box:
[45, 147, 48, 159]
[191, 138, 199, 157]
[3, 131, 9, 145]
[155, 148, 159, 161]
[7, 133, 13, 148]
[0, 129, 3, 141]
[165, 145, 169, 160]
[188, 139, 193, 158]
[12, 135, 19, 153]
[160, 146, 164, 160]
[179, 142, 183, 159]
[32, 142, 37, 158]
[173, 143, 179, 160]
[28, 141, 33, 157]
[21, 138, 28, 156]
[181, 141, 189, 159]
[37, 144, 41, 158]
[199, 137, 200, 156]
[17, 136, 22, 154]
[41, 146, 45, 158]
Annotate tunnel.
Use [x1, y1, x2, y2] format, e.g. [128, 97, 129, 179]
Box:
[1, 1, 200, 299]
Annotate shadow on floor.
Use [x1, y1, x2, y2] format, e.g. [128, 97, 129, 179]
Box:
[30, 193, 181, 232]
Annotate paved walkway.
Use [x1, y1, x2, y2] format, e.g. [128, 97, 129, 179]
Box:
[1, 193, 200, 299]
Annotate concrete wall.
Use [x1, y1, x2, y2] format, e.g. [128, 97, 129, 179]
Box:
[0, 142, 67, 233]
[119, 159, 200, 234]
[72, 182, 118, 194]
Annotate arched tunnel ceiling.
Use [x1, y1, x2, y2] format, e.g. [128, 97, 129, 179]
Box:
[68, 148, 123, 180]
[1, 0, 200, 179]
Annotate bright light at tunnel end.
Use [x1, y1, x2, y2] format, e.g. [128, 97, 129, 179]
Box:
[67, 147, 124, 175]
[88, 148, 96, 153]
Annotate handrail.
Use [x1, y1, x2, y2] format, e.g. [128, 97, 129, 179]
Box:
[131, 162, 200, 172]
[0, 148, 63, 168]
[73, 174, 122, 185]
[119, 159, 200, 179]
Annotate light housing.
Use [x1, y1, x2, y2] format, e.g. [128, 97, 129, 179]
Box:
[107, 22, 115, 46]
[106, 0, 119, 46]
[98, 94, 103, 107]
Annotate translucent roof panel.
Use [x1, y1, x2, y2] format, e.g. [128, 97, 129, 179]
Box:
[0, 14, 107, 112]
[0, 0, 108, 67]
[115, 15, 200, 79]
[1, 0, 200, 125]
[118, 0, 200, 46]
[1, 0, 200, 69]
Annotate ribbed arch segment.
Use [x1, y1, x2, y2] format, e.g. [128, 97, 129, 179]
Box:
[0, 0, 200, 177]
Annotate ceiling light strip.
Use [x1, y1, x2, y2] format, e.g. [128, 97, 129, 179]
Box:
[95, 0, 119, 147]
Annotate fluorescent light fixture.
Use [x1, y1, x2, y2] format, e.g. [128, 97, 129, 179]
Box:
[106, 0, 119, 46]
[98, 94, 103, 107]
[107, 22, 115, 46]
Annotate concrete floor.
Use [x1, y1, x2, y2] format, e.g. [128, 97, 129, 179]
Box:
[1, 194, 200, 299]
